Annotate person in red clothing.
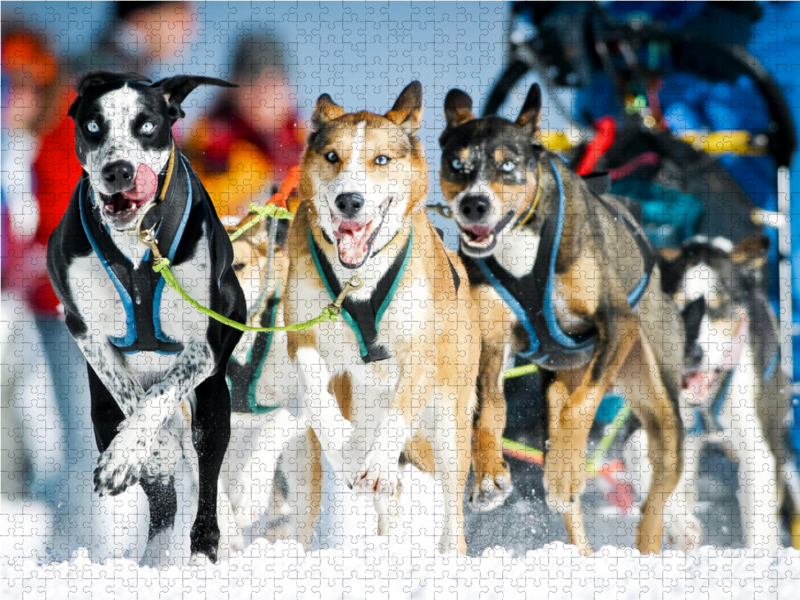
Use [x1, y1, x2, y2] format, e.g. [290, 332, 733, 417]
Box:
[184, 33, 305, 218]
[1, 29, 83, 315]
[29, 96, 83, 315]
[1, 28, 73, 508]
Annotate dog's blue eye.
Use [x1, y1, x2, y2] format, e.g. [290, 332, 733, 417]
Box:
[451, 159, 463, 171]
[140, 122, 155, 135]
[325, 151, 339, 163]
[374, 155, 390, 166]
[501, 160, 515, 173]
[86, 121, 100, 134]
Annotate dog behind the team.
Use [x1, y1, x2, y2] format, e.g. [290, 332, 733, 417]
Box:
[437, 83, 685, 555]
[216, 214, 320, 552]
[284, 81, 480, 554]
[47, 71, 246, 566]
[625, 235, 798, 552]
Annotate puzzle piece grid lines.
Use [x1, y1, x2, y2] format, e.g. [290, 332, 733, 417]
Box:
[3, 2, 800, 598]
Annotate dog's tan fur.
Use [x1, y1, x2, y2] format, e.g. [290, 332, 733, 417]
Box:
[438, 84, 685, 555]
[284, 83, 479, 554]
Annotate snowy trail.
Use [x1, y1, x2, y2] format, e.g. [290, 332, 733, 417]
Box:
[3, 541, 800, 600]
[3, 462, 800, 599]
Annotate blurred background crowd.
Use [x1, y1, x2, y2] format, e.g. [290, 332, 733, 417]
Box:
[3, 1, 800, 560]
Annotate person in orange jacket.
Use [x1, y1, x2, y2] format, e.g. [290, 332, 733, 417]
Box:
[184, 33, 305, 219]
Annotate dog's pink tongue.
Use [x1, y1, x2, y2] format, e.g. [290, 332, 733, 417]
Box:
[121, 164, 158, 202]
[682, 371, 717, 405]
[338, 223, 368, 265]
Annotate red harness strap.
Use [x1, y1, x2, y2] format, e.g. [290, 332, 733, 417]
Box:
[268, 165, 301, 209]
[576, 116, 617, 177]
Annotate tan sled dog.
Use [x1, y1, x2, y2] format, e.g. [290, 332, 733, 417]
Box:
[284, 82, 479, 554]
[438, 83, 685, 555]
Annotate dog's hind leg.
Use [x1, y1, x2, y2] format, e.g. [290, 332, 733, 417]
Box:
[188, 369, 231, 564]
[88, 363, 127, 449]
[290, 428, 323, 548]
[618, 336, 684, 555]
[544, 316, 638, 555]
[433, 386, 473, 555]
[139, 476, 179, 567]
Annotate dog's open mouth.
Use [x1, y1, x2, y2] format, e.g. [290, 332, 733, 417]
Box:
[681, 369, 722, 405]
[100, 164, 159, 219]
[459, 209, 516, 253]
[332, 198, 392, 268]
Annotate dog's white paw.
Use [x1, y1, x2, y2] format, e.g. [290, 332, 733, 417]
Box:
[188, 553, 209, 567]
[664, 511, 702, 554]
[346, 447, 399, 496]
[139, 529, 177, 569]
[94, 426, 149, 496]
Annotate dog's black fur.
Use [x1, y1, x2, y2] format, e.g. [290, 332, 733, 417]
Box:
[47, 72, 246, 564]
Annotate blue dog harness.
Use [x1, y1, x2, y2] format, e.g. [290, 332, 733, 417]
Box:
[78, 156, 192, 355]
[685, 370, 736, 437]
[470, 158, 656, 371]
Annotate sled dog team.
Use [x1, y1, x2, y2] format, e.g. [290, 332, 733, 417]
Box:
[49, 71, 798, 566]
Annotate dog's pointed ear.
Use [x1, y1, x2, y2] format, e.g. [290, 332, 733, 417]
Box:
[312, 94, 345, 130]
[443, 88, 474, 130]
[151, 75, 237, 124]
[385, 81, 423, 135]
[516, 83, 542, 136]
[732, 235, 770, 268]
[69, 71, 152, 119]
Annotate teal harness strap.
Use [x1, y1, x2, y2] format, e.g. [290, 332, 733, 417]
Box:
[308, 224, 414, 364]
[227, 284, 282, 415]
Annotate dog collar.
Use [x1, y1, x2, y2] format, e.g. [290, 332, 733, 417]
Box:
[510, 160, 543, 232]
[159, 143, 177, 202]
[125, 143, 177, 233]
[308, 221, 414, 364]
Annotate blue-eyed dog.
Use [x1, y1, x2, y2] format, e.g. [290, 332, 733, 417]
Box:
[284, 82, 479, 554]
[438, 83, 685, 555]
[47, 71, 246, 565]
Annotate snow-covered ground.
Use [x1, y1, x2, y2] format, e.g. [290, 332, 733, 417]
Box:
[3, 463, 800, 600]
[3, 536, 799, 600]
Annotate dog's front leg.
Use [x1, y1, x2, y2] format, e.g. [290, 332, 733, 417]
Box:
[293, 345, 353, 473]
[94, 341, 215, 496]
[76, 336, 146, 420]
[348, 360, 432, 494]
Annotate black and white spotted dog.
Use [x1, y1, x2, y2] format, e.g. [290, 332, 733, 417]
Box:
[47, 72, 246, 565]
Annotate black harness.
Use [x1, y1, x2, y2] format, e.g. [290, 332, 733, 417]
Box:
[228, 290, 282, 414]
[78, 156, 192, 355]
[467, 158, 656, 370]
[308, 225, 414, 364]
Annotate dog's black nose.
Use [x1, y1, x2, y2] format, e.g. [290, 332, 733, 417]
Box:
[101, 161, 135, 191]
[459, 194, 491, 222]
[334, 193, 365, 218]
